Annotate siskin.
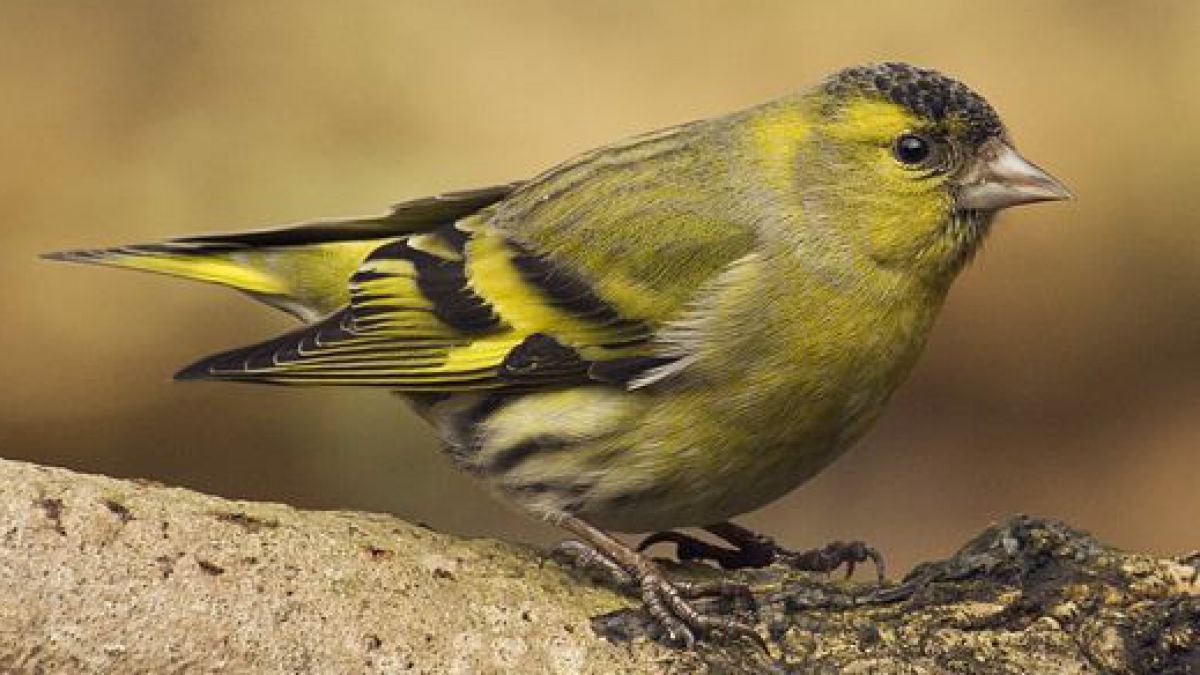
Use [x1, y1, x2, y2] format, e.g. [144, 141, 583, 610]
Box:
[48, 62, 1070, 645]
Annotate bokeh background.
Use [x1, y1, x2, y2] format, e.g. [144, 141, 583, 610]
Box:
[4, 1, 1197, 574]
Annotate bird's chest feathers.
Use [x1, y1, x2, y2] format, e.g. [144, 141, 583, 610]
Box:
[707, 267, 942, 449]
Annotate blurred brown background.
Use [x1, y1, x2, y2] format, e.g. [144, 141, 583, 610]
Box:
[3, 1, 1197, 574]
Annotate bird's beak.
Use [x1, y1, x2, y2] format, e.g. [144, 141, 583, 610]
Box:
[956, 138, 1073, 211]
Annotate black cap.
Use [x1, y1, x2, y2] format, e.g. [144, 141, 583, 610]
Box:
[824, 63, 1005, 145]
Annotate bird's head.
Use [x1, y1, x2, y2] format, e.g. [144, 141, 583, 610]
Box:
[752, 62, 1070, 283]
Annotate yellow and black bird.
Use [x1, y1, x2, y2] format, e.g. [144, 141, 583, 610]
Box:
[48, 62, 1070, 645]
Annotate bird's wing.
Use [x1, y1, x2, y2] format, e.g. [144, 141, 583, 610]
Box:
[177, 121, 764, 390]
[175, 217, 661, 389]
[486, 118, 757, 323]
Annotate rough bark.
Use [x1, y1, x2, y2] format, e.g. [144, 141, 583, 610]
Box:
[0, 458, 1195, 674]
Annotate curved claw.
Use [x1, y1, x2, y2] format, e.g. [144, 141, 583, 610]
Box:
[863, 545, 887, 584]
[781, 540, 887, 584]
[699, 615, 769, 653]
[641, 577, 696, 647]
[675, 578, 757, 609]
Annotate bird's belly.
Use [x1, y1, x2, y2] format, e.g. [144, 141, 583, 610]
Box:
[579, 435, 850, 533]
[615, 370, 899, 530]
[455, 378, 891, 534]
[577, 402, 880, 533]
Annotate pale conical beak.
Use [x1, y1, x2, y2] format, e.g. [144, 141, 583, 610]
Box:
[956, 139, 1073, 211]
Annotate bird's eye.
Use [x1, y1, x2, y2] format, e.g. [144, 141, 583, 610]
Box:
[893, 133, 932, 166]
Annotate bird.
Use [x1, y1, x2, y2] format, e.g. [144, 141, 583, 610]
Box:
[47, 62, 1070, 646]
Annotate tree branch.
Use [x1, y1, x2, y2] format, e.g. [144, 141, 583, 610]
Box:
[0, 458, 1196, 673]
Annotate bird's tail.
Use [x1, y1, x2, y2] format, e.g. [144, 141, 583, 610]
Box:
[42, 184, 520, 322]
[43, 237, 380, 323]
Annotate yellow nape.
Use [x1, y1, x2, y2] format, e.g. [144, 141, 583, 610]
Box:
[746, 103, 812, 191]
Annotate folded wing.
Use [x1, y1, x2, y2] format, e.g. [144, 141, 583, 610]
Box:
[175, 217, 660, 390]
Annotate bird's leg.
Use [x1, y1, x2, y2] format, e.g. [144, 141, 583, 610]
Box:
[637, 528, 767, 568]
[639, 521, 886, 582]
[549, 513, 763, 649]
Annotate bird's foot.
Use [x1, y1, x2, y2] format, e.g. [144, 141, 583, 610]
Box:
[779, 539, 886, 583]
[550, 516, 764, 650]
[553, 539, 756, 606]
[635, 565, 764, 649]
[639, 521, 886, 583]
